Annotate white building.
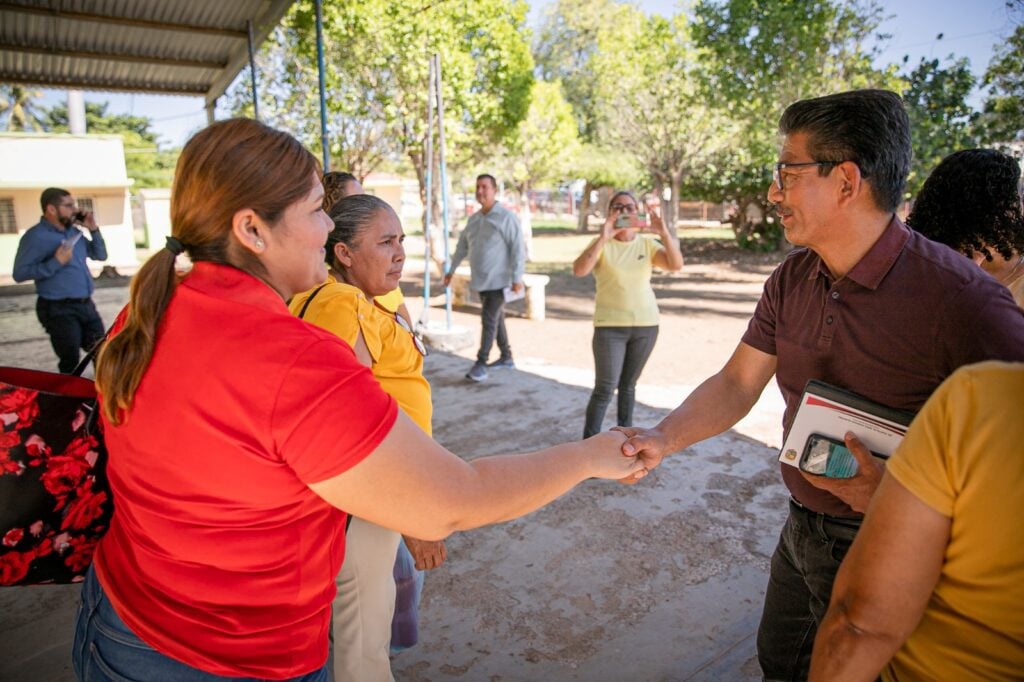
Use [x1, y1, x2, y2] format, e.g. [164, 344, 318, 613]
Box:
[0, 133, 139, 279]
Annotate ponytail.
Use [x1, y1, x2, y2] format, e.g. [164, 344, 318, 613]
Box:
[93, 118, 319, 424]
[95, 248, 178, 424]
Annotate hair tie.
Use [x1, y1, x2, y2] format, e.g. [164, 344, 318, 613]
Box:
[165, 236, 186, 255]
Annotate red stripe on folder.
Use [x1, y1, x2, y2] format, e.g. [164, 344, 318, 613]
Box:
[805, 396, 907, 436]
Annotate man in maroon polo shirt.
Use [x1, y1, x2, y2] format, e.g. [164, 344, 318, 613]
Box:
[619, 89, 1024, 681]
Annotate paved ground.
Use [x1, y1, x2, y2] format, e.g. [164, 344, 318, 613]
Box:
[0, 245, 791, 681]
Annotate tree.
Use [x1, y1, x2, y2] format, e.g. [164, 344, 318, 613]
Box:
[900, 55, 979, 196]
[45, 101, 178, 188]
[499, 80, 580, 250]
[595, 12, 733, 229]
[690, 0, 897, 249]
[980, 23, 1024, 149]
[229, 0, 534, 246]
[533, 0, 641, 231]
[0, 85, 47, 132]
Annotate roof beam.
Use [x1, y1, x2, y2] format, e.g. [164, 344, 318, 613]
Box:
[0, 3, 247, 39]
[204, 0, 295, 105]
[0, 45, 227, 71]
[0, 72, 208, 96]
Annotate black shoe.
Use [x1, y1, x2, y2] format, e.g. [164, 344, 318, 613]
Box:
[487, 357, 515, 370]
[466, 362, 489, 382]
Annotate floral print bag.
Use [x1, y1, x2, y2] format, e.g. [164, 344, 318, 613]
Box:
[0, 356, 111, 586]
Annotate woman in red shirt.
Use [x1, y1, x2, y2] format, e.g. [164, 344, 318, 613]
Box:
[72, 118, 648, 681]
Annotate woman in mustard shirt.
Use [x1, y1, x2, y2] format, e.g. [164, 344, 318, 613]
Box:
[573, 191, 683, 437]
[289, 194, 443, 681]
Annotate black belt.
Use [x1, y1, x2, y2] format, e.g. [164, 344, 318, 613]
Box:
[41, 296, 91, 304]
[789, 497, 862, 530]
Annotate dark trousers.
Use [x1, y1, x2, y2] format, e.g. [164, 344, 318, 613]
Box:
[36, 297, 105, 374]
[477, 289, 511, 364]
[756, 500, 860, 681]
[583, 325, 659, 437]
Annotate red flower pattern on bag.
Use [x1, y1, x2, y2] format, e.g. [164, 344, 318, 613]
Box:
[0, 550, 33, 584]
[2, 528, 24, 547]
[40, 455, 91, 500]
[64, 535, 98, 573]
[0, 371, 111, 585]
[0, 387, 39, 429]
[61, 479, 109, 530]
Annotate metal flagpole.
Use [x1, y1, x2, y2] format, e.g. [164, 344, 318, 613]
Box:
[246, 20, 259, 121]
[420, 56, 436, 327]
[314, 0, 329, 171]
[434, 53, 453, 329]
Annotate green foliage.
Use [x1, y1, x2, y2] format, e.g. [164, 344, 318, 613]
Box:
[229, 0, 534, 197]
[501, 80, 580, 192]
[44, 102, 178, 189]
[571, 143, 643, 189]
[980, 23, 1024, 149]
[900, 55, 979, 197]
[690, 0, 898, 249]
[533, 0, 631, 142]
[0, 85, 47, 131]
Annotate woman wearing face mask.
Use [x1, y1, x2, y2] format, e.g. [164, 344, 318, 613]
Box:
[76, 118, 648, 681]
[289, 194, 442, 681]
[573, 191, 684, 438]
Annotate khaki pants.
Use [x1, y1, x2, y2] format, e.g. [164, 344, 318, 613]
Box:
[332, 517, 402, 682]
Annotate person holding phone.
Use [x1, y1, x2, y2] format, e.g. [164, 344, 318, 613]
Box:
[572, 191, 683, 437]
[12, 187, 107, 373]
[77, 118, 649, 681]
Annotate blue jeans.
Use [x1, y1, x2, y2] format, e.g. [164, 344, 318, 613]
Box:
[583, 326, 659, 437]
[73, 566, 330, 682]
[756, 500, 860, 681]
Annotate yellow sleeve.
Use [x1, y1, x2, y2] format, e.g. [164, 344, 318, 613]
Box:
[374, 288, 404, 313]
[291, 283, 382, 363]
[886, 369, 966, 518]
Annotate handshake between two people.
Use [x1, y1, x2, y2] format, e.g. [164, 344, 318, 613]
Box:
[586, 426, 670, 485]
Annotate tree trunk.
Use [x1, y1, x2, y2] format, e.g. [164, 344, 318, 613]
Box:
[664, 170, 683, 231]
[519, 183, 534, 262]
[576, 180, 593, 233]
[411, 149, 447, 278]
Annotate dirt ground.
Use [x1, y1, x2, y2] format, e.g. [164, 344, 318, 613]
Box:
[0, 238, 794, 681]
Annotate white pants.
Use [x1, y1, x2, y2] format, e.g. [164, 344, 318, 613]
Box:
[332, 517, 401, 682]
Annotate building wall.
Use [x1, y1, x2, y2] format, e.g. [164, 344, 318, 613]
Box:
[0, 134, 139, 278]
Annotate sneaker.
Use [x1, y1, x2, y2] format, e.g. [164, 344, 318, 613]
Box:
[465, 362, 489, 382]
[487, 357, 515, 370]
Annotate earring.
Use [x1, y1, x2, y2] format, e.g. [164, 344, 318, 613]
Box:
[256, 239, 265, 249]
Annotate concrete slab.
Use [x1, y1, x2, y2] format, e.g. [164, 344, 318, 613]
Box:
[0, 282, 790, 681]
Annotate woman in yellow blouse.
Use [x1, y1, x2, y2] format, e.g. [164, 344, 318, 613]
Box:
[289, 194, 442, 681]
[572, 191, 683, 437]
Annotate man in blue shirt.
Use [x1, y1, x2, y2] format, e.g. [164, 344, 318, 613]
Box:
[13, 187, 107, 373]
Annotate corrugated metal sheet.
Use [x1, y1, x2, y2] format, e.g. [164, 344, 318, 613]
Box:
[0, 0, 294, 102]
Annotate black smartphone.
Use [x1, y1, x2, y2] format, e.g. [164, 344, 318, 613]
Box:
[799, 434, 859, 478]
[73, 210, 87, 223]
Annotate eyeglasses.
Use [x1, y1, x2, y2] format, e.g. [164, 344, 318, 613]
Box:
[393, 312, 428, 356]
[772, 161, 839, 191]
[611, 203, 637, 213]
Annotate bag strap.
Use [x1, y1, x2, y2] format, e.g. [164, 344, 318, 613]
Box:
[296, 284, 329, 320]
[297, 282, 352, 535]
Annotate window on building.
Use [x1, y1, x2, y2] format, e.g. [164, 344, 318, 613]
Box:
[76, 197, 95, 214]
[0, 198, 16, 235]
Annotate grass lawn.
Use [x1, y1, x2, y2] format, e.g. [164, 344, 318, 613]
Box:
[528, 219, 736, 272]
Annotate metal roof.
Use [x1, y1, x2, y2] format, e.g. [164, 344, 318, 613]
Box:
[0, 0, 294, 105]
